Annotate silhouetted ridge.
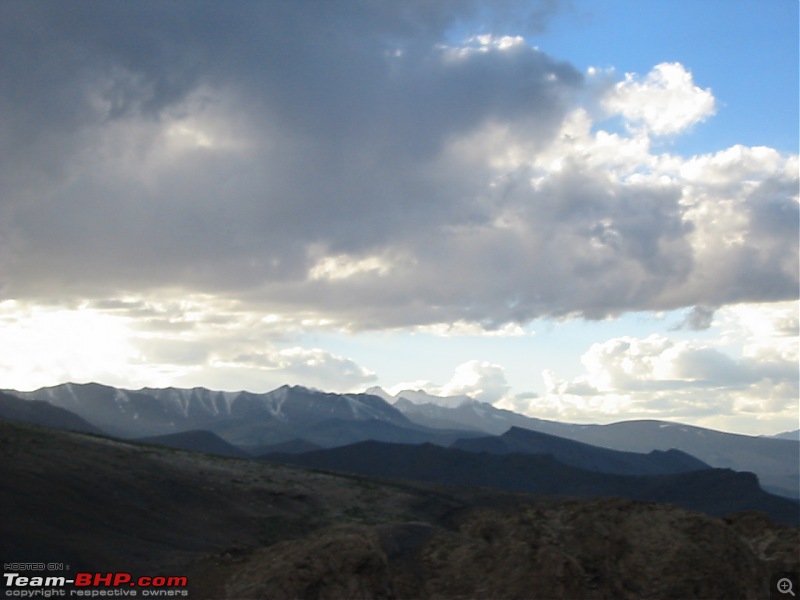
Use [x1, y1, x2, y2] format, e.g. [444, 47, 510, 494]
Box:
[264, 440, 800, 526]
[0, 391, 102, 434]
[249, 438, 322, 455]
[137, 430, 250, 458]
[452, 425, 710, 475]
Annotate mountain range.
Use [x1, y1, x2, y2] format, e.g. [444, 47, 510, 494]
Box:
[377, 387, 800, 499]
[262, 439, 799, 526]
[451, 426, 711, 476]
[6, 382, 411, 440]
[2, 381, 798, 502]
[3, 418, 797, 599]
[2, 380, 799, 597]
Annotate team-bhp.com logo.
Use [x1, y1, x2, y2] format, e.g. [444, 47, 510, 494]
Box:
[4, 570, 188, 597]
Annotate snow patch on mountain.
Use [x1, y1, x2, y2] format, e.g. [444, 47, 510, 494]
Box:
[113, 389, 130, 407]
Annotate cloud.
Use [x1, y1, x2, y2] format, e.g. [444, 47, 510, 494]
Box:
[0, 297, 376, 393]
[227, 347, 377, 391]
[0, 301, 138, 391]
[602, 62, 716, 135]
[413, 321, 530, 337]
[494, 390, 540, 415]
[522, 302, 799, 430]
[440, 359, 511, 403]
[0, 2, 796, 335]
[673, 305, 717, 331]
[1, 2, 581, 309]
[386, 359, 513, 405]
[716, 301, 799, 365]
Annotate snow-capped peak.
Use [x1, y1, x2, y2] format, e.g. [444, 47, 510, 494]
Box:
[364, 386, 476, 408]
[392, 389, 475, 408]
[364, 386, 395, 403]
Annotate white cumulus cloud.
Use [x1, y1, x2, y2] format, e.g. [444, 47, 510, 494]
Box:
[525, 302, 799, 432]
[603, 62, 716, 135]
[440, 360, 511, 404]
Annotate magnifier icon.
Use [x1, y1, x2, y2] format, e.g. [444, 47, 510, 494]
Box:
[778, 578, 796, 596]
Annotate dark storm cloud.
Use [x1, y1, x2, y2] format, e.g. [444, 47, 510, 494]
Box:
[262, 163, 696, 328]
[0, 0, 797, 329]
[0, 1, 576, 291]
[673, 306, 716, 331]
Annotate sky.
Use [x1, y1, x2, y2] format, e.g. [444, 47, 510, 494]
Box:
[0, 0, 797, 435]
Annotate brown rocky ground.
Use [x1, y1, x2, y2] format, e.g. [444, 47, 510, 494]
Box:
[1, 419, 797, 599]
[212, 499, 798, 599]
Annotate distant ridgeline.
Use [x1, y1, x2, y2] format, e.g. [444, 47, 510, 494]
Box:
[1, 383, 798, 523]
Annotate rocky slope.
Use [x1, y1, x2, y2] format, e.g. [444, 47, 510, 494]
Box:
[214, 498, 800, 600]
[1, 418, 797, 599]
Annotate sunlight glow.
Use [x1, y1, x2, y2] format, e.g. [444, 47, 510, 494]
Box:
[0, 302, 139, 391]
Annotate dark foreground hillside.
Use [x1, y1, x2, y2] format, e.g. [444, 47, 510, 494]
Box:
[1, 419, 797, 599]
